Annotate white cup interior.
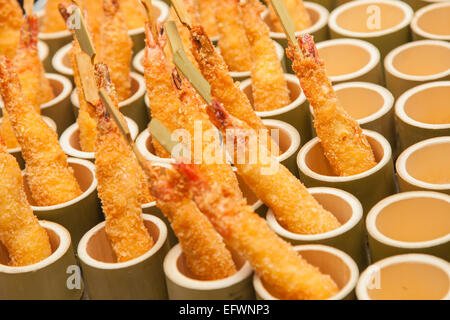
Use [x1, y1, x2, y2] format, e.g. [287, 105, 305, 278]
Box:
[411, 2, 450, 40]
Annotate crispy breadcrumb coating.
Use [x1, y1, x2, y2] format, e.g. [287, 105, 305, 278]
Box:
[0, 138, 52, 267]
[194, 0, 218, 38]
[268, 0, 311, 33]
[0, 0, 23, 59]
[287, 35, 377, 176]
[101, 0, 133, 102]
[173, 162, 339, 300]
[42, 0, 68, 33]
[119, 0, 146, 30]
[206, 99, 341, 234]
[0, 56, 82, 206]
[0, 112, 19, 149]
[241, 0, 289, 111]
[80, 0, 104, 53]
[215, 0, 251, 72]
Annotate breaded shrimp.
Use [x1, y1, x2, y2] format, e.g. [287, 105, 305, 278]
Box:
[118, 0, 146, 30]
[240, 0, 289, 111]
[94, 93, 153, 262]
[267, 0, 311, 33]
[173, 162, 339, 300]
[0, 56, 82, 206]
[215, 0, 251, 72]
[194, 0, 218, 38]
[0, 137, 52, 267]
[144, 164, 237, 280]
[287, 35, 377, 176]
[101, 0, 133, 102]
[0, 113, 19, 149]
[206, 99, 341, 235]
[95, 63, 153, 204]
[42, 0, 68, 33]
[189, 26, 278, 154]
[0, 0, 23, 59]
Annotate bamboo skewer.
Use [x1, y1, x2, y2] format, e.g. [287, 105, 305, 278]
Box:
[270, 0, 302, 56]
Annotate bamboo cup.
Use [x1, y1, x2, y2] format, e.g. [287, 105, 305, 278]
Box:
[77, 214, 169, 299]
[71, 72, 148, 131]
[411, 2, 450, 41]
[356, 253, 450, 300]
[41, 73, 75, 135]
[128, 0, 169, 57]
[164, 244, 254, 300]
[316, 39, 382, 84]
[37, 10, 72, 73]
[396, 136, 450, 194]
[404, 0, 448, 11]
[0, 115, 57, 169]
[240, 74, 311, 145]
[0, 221, 83, 300]
[297, 130, 396, 213]
[253, 244, 359, 300]
[384, 40, 450, 98]
[308, 0, 334, 11]
[328, 0, 414, 58]
[52, 43, 74, 84]
[132, 48, 146, 75]
[367, 191, 450, 262]
[59, 117, 138, 162]
[266, 187, 367, 269]
[38, 40, 50, 72]
[395, 81, 450, 152]
[24, 158, 103, 247]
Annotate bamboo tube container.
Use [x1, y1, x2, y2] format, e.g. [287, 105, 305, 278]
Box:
[403, 0, 448, 12]
[38, 40, 50, 72]
[266, 187, 367, 269]
[357, 254, 450, 300]
[253, 245, 359, 300]
[0, 221, 82, 300]
[164, 244, 254, 300]
[411, 2, 450, 41]
[52, 43, 74, 84]
[396, 136, 450, 194]
[366, 191, 450, 262]
[297, 130, 396, 213]
[77, 214, 169, 299]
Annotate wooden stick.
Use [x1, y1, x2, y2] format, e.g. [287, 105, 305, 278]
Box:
[171, 0, 191, 28]
[164, 21, 185, 56]
[74, 53, 99, 105]
[147, 118, 179, 155]
[270, 0, 302, 55]
[70, 7, 96, 61]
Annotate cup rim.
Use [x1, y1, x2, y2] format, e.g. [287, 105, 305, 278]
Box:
[127, 0, 169, 36]
[411, 2, 450, 41]
[316, 39, 380, 83]
[0, 221, 71, 274]
[356, 253, 450, 300]
[266, 187, 363, 240]
[366, 191, 450, 249]
[253, 244, 359, 300]
[29, 158, 98, 211]
[163, 243, 253, 290]
[240, 74, 307, 117]
[384, 40, 450, 81]
[133, 49, 145, 74]
[261, 119, 301, 163]
[264, 2, 329, 39]
[395, 81, 450, 130]
[52, 43, 73, 76]
[77, 214, 168, 269]
[41, 73, 73, 111]
[37, 40, 49, 62]
[59, 117, 139, 159]
[328, 0, 413, 38]
[396, 136, 450, 190]
[297, 129, 392, 182]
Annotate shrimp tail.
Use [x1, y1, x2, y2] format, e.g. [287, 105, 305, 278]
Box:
[19, 15, 39, 50]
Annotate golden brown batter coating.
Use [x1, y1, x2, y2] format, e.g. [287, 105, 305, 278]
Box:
[119, 0, 146, 30]
[42, 0, 68, 33]
[0, 137, 52, 267]
[287, 35, 377, 176]
[0, 56, 82, 207]
[267, 0, 311, 33]
[0, 0, 23, 59]
[173, 162, 339, 300]
[194, 0, 218, 38]
[241, 0, 289, 111]
[215, 0, 251, 72]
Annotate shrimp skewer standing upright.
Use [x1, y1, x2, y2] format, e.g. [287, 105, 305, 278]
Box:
[287, 35, 377, 176]
[240, 0, 290, 112]
[0, 0, 23, 59]
[268, 0, 311, 33]
[0, 137, 52, 267]
[0, 56, 82, 207]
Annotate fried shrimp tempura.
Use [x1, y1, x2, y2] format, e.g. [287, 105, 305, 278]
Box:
[0, 138, 52, 267]
[0, 113, 19, 149]
[206, 100, 340, 234]
[0, 56, 82, 206]
[194, 0, 219, 38]
[143, 164, 237, 280]
[287, 35, 377, 176]
[240, 0, 289, 111]
[95, 63, 153, 204]
[42, 0, 68, 33]
[215, 0, 251, 72]
[267, 0, 311, 33]
[119, 0, 146, 30]
[0, 0, 23, 59]
[173, 162, 339, 300]
[101, 0, 133, 102]
[94, 96, 153, 263]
